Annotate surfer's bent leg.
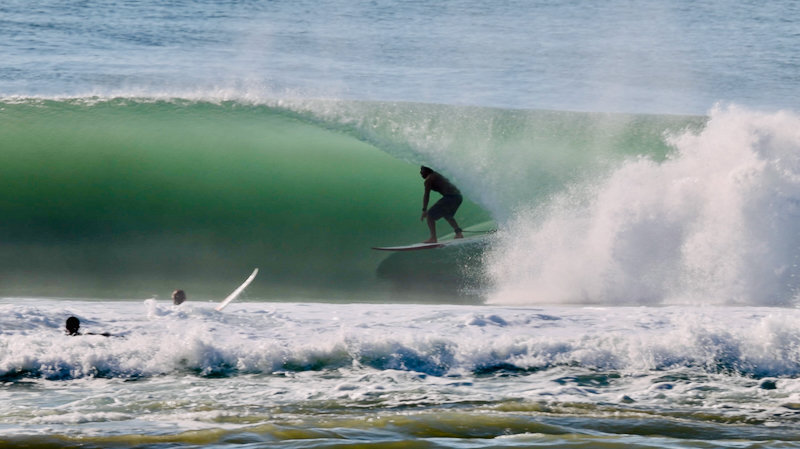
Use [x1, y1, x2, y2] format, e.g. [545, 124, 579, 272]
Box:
[424, 216, 437, 243]
[445, 217, 464, 239]
[424, 198, 446, 243]
[426, 195, 463, 241]
[442, 195, 463, 238]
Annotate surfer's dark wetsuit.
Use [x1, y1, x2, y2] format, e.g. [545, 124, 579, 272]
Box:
[420, 166, 464, 243]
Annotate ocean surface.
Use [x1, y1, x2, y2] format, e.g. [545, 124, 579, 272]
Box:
[2, 0, 800, 447]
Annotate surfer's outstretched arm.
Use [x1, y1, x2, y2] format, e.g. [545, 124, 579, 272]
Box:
[421, 176, 438, 242]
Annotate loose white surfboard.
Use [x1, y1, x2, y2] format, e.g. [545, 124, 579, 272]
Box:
[372, 234, 491, 252]
[215, 268, 259, 311]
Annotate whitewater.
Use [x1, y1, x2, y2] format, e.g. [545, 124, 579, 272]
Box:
[7, 298, 800, 446]
[3, 0, 800, 447]
[487, 106, 800, 306]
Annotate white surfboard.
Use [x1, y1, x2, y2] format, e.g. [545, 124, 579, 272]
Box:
[372, 234, 491, 252]
[372, 242, 444, 252]
[215, 268, 259, 311]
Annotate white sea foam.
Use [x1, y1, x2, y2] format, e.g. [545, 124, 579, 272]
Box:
[3, 298, 800, 436]
[3, 300, 800, 380]
[486, 106, 800, 306]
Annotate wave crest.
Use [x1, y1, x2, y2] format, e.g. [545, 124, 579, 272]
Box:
[487, 106, 800, 305]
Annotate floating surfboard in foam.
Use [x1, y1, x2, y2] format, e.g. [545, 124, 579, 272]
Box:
[215, 268, 259, 311]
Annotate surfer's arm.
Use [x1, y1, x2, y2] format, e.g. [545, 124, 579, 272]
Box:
[421, 179, 432, 220]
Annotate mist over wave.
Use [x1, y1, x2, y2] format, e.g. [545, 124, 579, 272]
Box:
[271, 99, 702, 221]
[487, 106, 800, 306]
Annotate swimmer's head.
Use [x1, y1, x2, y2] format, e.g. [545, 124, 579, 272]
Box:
[172, 289, 187, 305]
[66, 316, 80, 335]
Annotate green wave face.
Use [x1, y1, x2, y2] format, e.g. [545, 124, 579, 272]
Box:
[0, 98, 701, 300]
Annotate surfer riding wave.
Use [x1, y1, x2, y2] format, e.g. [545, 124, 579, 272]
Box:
[420, 166, 464, 243]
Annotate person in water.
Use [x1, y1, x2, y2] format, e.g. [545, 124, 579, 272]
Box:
[420, 166, 464, 243]
[172, 289, 187, 305]
[65, 316, 111, 337]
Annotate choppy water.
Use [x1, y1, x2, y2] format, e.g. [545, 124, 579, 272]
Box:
[6, 299, 800, 448]
[2, 0, 800, 447]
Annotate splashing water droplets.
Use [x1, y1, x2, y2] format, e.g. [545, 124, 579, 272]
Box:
[487, 106, 800, 306]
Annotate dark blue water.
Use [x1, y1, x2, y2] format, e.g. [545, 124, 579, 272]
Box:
[2, 0, 798, 113]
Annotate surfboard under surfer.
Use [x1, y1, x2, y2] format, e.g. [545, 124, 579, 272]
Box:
[420, 166, 464, 243]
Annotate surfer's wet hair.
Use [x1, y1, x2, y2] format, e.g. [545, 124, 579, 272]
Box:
[172, 289, 187, 305]
[420, 166, 434, 175]
[66, 316, 80, 336]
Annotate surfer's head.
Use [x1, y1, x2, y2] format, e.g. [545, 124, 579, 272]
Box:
[420, 166, 434, 178]
[172, 289, 186, 305]
[66, 316, 80, 336]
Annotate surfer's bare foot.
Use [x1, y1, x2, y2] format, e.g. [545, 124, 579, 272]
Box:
[423, 237, 438, 243]
[455, 232, 464, 239]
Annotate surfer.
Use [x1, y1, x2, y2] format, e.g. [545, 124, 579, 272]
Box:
[65, 316, 111, 337]
[172, 289, 187, 305]
[420, 166, 464, 243]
